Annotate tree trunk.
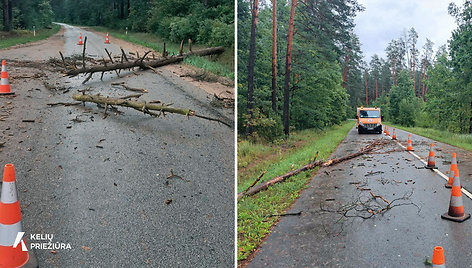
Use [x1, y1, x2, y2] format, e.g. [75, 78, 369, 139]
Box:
[375, 77, 378, 100]
[470, 101, 472, 134]
[120, 0, 124, 19]
[271, 0, 277, 113]
[3, 0, 11, 32]
[65, 47, 224, 78]
[342, 53, 349, 89]
[247, 0, 259, 136]
[392, 59, 396, 87]
[283, 0, 297, 137]
[412, 49, 416, 96]
[364, 72, 368, 106]
[421, 58, 427, 101]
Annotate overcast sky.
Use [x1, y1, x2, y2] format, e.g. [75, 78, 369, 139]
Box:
[354, 0, 463, 62]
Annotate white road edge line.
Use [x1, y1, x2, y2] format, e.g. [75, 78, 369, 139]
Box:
[384, 130, 472, 201]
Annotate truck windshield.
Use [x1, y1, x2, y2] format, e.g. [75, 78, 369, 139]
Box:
[359, 110, 380, 118]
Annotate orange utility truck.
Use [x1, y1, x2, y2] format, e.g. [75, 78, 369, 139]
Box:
[356, 107, 383, 134]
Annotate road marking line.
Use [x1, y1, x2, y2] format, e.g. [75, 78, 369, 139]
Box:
[384, 131, 472, 201]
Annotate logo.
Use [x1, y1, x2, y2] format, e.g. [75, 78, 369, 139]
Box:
[13, 232, 28, 251]
[13, 232, 72, 251]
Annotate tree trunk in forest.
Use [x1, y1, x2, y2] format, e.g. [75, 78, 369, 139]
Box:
[470, 101, 472, 133]
[283, 0, 297, 137]
[120, 0, 124, 19]
[364, 71, 368, 106]
[375, 77, 378, 100]
[247, 0, 259, 136]
[342, 53, 349, 89]
[421, 58, 427, 101]
[3, 0, 11, 32]
[127, 0, 130, 16]
[412, 49, 416, 96]
[391, 59, 396, 87]
[271, 0, 277, 114]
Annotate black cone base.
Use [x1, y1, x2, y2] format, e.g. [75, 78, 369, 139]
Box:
[441, 212, 471, 222]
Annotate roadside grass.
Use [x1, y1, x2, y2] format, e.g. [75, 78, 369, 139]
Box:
[385, 123, 472, 152]
[0, 24, 60, 50]
[90, 26, 234, 80]
[237, 121, 355, 261]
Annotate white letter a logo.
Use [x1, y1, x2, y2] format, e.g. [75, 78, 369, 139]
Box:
[13, 232, 28, 251]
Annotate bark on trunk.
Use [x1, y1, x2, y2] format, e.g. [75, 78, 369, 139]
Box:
[271, 0, 278, 113]
[283, 0, 298, 137]
[247, 0, 259, 135]
[72, 94, 231, 127]
[342, 53, 350, 89]
[375, 77, 378, 100]
[364, 71, 368, 106]
[73, 94, 192, 116]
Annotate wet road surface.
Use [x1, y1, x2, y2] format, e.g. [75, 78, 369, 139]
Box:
[1, 24, 234, 267]
[248, 125, 472, 267]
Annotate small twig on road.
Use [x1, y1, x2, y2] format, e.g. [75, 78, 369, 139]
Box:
[266, 211, 302, 217]
[47, 102, 82, 106]
[111, 82, 148, 93]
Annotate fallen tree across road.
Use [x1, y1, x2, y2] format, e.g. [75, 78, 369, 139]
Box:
[62, 46, 225, 84]
[237, 139, 391, 200]
[72, 93, 231, 127]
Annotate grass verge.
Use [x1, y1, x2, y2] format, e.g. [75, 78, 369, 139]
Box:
[385, 123, 472, 152]
[90, 26, 234, 80]
[0, 24, 61, 50]
[237, 121, 355, 261]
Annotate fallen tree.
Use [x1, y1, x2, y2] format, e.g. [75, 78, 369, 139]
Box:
[72, 93, 231, 127]
[237, 139, 390, 200]
[64, 47, 224, 83]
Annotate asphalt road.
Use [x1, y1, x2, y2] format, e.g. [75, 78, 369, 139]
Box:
[0, 24, 234, 267]
[248, 125, 472, 267]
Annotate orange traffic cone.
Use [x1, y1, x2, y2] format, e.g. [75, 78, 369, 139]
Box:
[385, 126, 389, 136]
[445, 153, 458, 188]
[105, 32, 110, 44]
[392, 128, 397, 140]
[0, 60, 14, 95]
[425, 143, 437, 169]
[78, 33, 83, 45]
[432, 246, 445, 268]
[406, 134, 414, 151]
[0, 164, 38, 267]
[441, 169, 471, 222]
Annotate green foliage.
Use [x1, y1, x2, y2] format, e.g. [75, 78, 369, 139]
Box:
[50, 0, 234, 47]
[397, 99, 416, 126]
[388, 70, 417, 125]
[243, 109, 283, 143]
[1, 0, 54, 30]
